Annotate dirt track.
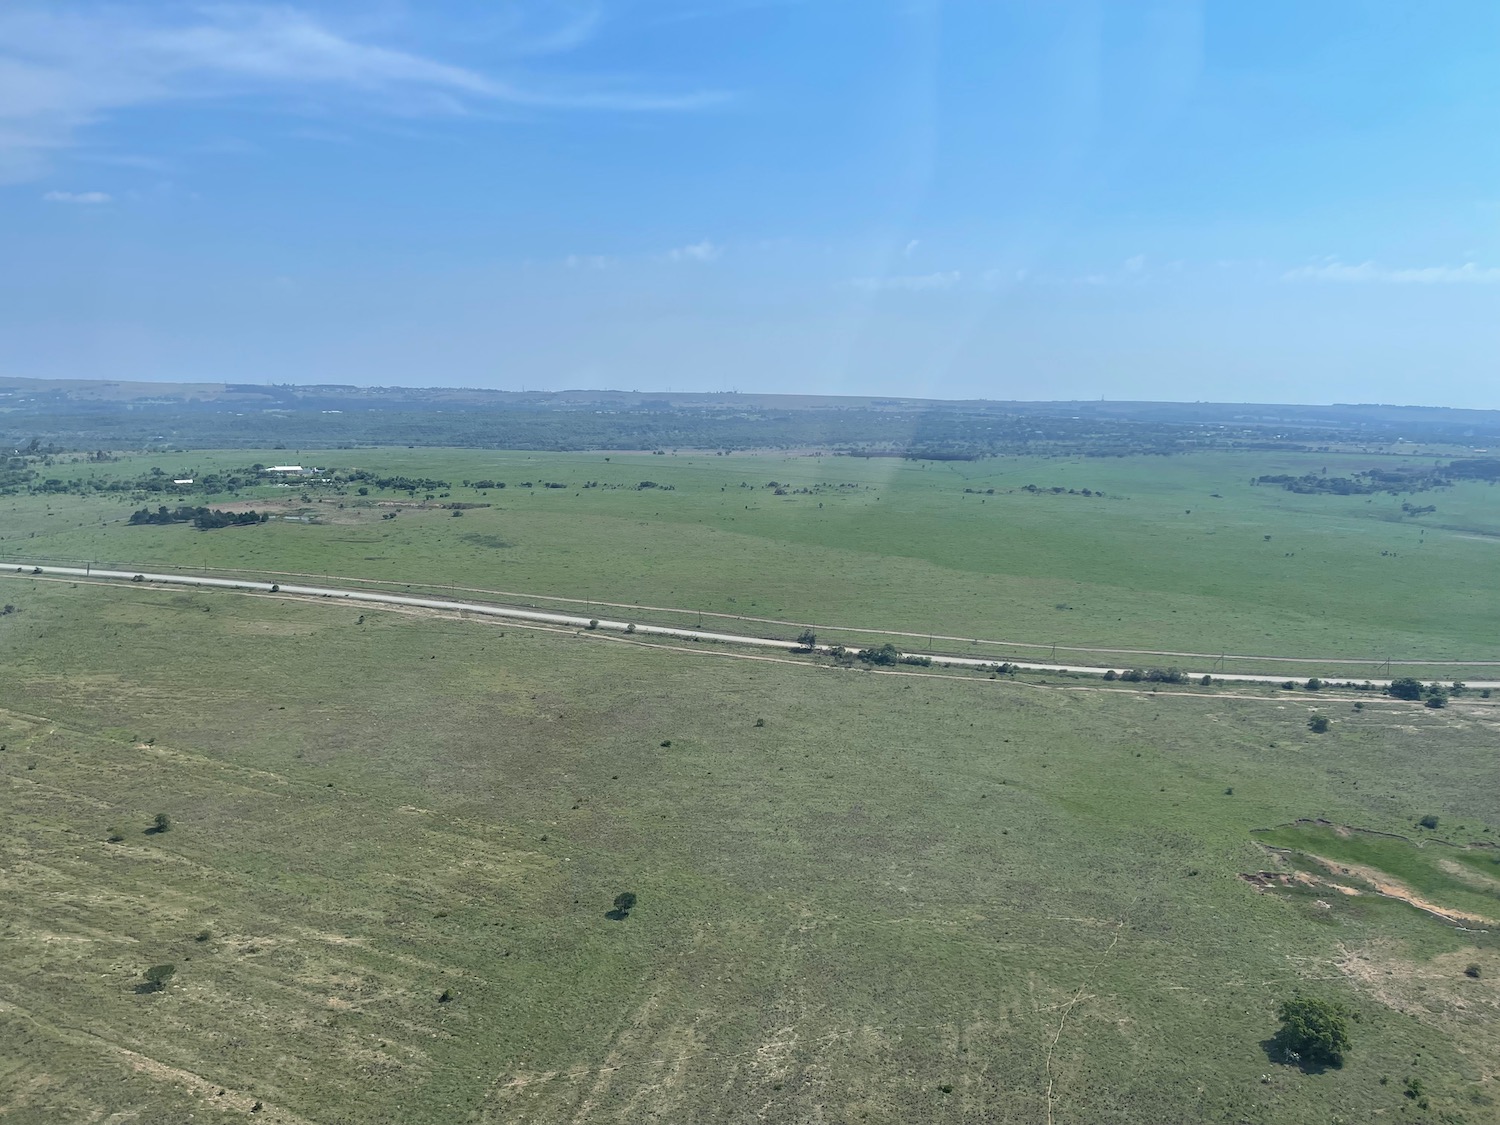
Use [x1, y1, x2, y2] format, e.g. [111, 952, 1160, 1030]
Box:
[6, 562, 1500, 691]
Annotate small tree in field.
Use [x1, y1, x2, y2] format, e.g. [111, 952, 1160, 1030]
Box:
[148, 812, 171, 834]
[796, 628, 817, 650]
[1307, 715, 1330, 734]
[1273, 995, 1351, 1068]
[141, 963, 176, 993]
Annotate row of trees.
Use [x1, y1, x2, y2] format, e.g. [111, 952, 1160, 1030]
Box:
[128, 505, 268, 530]
[1103, 667, 1189, 684]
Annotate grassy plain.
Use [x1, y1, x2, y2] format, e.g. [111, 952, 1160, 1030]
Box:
[3, 447, 1500, 676]
[1, 574, 1498, 1124]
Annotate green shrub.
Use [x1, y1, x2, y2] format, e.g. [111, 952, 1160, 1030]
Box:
[1388, 677, 1423, 700]
[857, 643, 901, 667]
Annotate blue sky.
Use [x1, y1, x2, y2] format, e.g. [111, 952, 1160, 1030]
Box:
[3, 1, 1499, 406]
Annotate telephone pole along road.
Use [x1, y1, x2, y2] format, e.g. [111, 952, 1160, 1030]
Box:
[7, 563, 1498, 692]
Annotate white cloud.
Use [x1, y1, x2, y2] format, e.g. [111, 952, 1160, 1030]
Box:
[42, 189, 110, 203]
[903, 239, 920, 258]
[1283, 258, 1500, 284]
[565, 253, 615, 270]
[667, 239, 722, 263]
[853, 271, 960, 292]
[0, 2, 728, 183]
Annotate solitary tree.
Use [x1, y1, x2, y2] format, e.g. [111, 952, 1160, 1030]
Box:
[796, 628, 818, 650]
[149, 812, 171, 834]
[1307, 715, 1330, 733]
[141, 963, 177, 993]
[1273, 995, 1351, 1068]
[607, 892, 638, 921]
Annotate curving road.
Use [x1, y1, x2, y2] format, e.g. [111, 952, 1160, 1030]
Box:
[6, 562, 1498, 691]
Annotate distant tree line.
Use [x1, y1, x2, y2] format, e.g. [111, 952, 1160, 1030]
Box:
[345, 469, 451, 493]
[1255, 457, 1500, 497]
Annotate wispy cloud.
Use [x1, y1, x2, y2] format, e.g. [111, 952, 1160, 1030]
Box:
[853, 271, 960, 292]
[903, 239, 920, 258]
[42, 189, 111, 204]
[565, 253, 615, 270]
[1283, 258, 1500, 284]
[0, 2, 729, 183]
[980, 267, 1028, 288]
[667, 240, 723, 263]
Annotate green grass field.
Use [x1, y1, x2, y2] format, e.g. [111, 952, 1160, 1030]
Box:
[3, 447, 1499, 676]
[2, 571, 1497, 1124]
[3, 446, 1499, 1122]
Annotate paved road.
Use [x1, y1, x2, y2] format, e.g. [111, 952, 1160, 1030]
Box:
[7, 562, 1498, 691]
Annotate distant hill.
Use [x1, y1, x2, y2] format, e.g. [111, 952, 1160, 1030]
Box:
[4, 376, 1498, 453]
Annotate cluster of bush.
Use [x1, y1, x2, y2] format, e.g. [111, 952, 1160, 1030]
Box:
[128, 505, 268, 530]
[1020, 484, 1104, 497]
[1387, 677, 1472, 708]
[1255, 456, 1500, 497]
[1103, 667, 1188, 684]
[346, 470, 450, 492]
[821, 642, 933, 668]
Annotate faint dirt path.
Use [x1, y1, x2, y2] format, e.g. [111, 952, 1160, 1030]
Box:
[9, 564, 1500, 691]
